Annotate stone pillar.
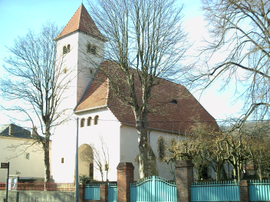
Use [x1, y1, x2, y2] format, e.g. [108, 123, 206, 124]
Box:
[239, 180, 249, 202]
[175, 160, 194, 202]
[100, 183, 108, 202]
[79, 184, 84, 202]
[117, 162, 134, 202]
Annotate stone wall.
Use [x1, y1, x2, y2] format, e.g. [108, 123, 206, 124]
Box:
[0, 190, 75, 202]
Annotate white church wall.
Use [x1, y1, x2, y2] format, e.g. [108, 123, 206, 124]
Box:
[51, 118, 77, 183]
[77, 108, 121, 182]
[52, 33, 81, 183]
[52, 108, 121, 183]
[120, 125, 183, 181]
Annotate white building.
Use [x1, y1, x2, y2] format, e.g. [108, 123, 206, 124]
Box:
[0, 124, 45, 182]
[52, 4, 219, 183]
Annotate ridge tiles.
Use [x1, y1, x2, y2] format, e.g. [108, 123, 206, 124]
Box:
[55, 4, 106, 41]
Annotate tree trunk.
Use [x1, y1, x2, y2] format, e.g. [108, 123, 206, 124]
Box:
[135, 108, 158, 178]
[216, 162, 222, 181]
[44, 125, 51, 184]
[44, 141, 51, 183]
[137, 117, 149, 178]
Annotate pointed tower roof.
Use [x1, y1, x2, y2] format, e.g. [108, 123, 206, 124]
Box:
[55, 4, 106, 41]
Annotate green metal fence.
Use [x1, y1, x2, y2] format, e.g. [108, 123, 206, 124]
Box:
[249, 180, 270, 201]
[130, 176, 177, 202]
[191, 181, 240, 201]
[108, 182, 117, 202]
[84, 183, 101, 200]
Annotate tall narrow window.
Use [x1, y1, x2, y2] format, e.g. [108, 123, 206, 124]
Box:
[94, 115, 99, 125]
[61, 157, 64, 164]
[80, 118, 85, 127]
[158, 137, 166, 161]
[87, 117, 92, 126]
[90, 163, 94, 178]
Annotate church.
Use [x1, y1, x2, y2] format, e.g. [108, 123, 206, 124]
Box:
[51, 4, 219, 183]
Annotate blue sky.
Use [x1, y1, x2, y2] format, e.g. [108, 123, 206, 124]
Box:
[0, 0, 243, 125]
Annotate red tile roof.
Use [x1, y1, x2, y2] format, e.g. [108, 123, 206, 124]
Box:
[75, 61, 219, 134]
[55, 4, 106, 41]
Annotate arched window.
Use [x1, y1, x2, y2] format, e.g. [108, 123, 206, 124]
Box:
[63, 46, 67, 54]
[67, 44, 70, 52]
[79, 144, 94, 178]
[87, 117, 92, 126]
[87, 43, 97, 55]
[61, 157, 64, 164]
[170, 138, 177, 161]
[80, 118, 85, 127]
[94, 115, 99, 125]
[91, 45, 97, 54]
[158, 137, 166, 161]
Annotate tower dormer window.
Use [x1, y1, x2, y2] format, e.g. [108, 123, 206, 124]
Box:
[63, 44, 70, 55]
[91, 45, 97, 55]
[63, 46, 67, 54]
[87, 44, 97, 55]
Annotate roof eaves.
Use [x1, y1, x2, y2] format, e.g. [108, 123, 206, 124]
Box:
[120, 123, 186, 136]
[74, 105, 108, 114]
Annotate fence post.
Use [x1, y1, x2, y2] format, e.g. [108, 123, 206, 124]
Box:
[117, 162, 134, 202]
[100, 183, 108, 202]
[175, 160, 194, 202]
[239, 180, 249, 202]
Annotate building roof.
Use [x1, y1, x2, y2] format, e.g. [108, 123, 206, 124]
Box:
[0, 124, 32, 139]
[75, 61, 219, 134]
[55, 4, 106, 41]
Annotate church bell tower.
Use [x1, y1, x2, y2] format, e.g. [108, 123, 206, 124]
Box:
[54, 4, 106, 110]
[52, 4, 107, 183]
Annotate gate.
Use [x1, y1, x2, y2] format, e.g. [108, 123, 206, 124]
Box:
[108, 182, 117, 202]
[130, 176, 177, 202]
[84, 183, 101, 200]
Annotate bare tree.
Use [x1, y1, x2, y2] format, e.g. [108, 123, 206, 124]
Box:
[0, 22, 71, 183]
[192, 0, 270, 125]
[242, 121, 270, 180]
[88, 0, 189, 178]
